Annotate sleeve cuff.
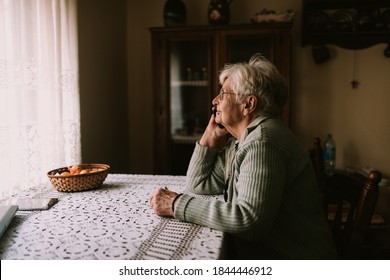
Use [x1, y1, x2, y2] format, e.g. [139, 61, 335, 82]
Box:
[173, 194, 193, 221]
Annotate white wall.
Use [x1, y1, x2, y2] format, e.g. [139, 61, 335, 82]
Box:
[126, 0, 390, 177]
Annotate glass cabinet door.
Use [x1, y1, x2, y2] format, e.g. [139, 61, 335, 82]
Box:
[219, 28, 283, 69]
[169, 40, 210, 142]
[227, 37, 272, 63]
[168, 39, 212, 174]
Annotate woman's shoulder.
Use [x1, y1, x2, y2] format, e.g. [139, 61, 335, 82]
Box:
[250, 117, 291, 141]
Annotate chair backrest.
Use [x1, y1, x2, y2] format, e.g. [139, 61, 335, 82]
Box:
[308, 137, 382, 258]
[308, 137, 324, 179]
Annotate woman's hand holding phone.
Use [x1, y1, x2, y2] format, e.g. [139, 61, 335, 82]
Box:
[212, 107, 225, 129]
[198, 108, 230, 150]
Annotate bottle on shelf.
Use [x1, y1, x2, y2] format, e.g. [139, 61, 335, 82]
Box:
[186, 67, 193, 81]
[202, 67, 208, 80]
[323, 133, 336, 176]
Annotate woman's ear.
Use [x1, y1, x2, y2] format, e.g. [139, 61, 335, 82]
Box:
[243, 95, 257, 116]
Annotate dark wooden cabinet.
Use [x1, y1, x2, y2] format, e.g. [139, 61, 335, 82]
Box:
[150, 23, 292, 175]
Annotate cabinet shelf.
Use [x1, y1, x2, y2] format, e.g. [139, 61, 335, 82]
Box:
[302, 30, 390, 50]
[302, 0, 390, 53]
[303, 0, 390, 10]
[171, 80, 209, 87]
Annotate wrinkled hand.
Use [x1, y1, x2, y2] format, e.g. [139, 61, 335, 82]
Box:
[199, 112, 231, 150]
[150, 187, 178, 217]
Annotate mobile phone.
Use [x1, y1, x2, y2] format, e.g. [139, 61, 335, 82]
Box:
[212, 107, 225, 128]
[5, 198, 59, 211]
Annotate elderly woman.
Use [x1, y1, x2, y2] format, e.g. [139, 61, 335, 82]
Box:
[150, 54, 338, 259]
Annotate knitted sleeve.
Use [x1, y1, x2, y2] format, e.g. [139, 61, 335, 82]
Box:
[184, 141, 227, 195]
[175, 140, 288, 241]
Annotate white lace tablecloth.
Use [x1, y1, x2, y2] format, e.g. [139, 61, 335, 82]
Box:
[0, 174, 223, 260]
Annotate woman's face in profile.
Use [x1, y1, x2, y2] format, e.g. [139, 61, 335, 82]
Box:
[214, 78, 245, 130]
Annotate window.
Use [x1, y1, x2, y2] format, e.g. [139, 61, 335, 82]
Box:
[0, 0, 80, 199]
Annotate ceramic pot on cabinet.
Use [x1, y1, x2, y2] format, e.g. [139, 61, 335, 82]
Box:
[208, 0, 233, 25]
[164, 0, 186, 26]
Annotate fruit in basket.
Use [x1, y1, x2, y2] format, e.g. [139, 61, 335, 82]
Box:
[80, 169, 90, 174]
[57, 164, 103, 176]
[69, 164, 83, 175]
[48, 164, 110, 192]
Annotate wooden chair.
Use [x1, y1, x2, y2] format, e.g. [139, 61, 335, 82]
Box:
[308, 137, 324, 180]
[308, 137, 326, 190]
[309, 137, 382, 259]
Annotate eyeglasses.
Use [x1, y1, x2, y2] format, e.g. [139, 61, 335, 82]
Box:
[218, 88, 236, 100]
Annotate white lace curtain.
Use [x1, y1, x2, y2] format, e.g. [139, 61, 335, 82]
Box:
[0, 0, 81, 199]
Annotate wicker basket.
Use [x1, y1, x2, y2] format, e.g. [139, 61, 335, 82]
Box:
[47, 164, 110, 192]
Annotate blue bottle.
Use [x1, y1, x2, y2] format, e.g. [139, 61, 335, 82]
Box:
[324, 133, 336, 175]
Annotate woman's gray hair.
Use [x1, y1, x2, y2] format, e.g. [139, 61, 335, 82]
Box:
[219, 53, 288, 116]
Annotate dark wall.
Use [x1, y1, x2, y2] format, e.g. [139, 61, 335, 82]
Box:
[77, 0, 130, 173]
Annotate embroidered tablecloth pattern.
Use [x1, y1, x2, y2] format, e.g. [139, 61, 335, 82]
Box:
[0, 174, 223, 260]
